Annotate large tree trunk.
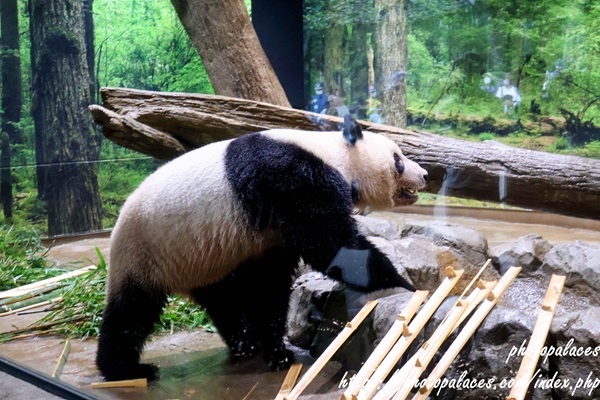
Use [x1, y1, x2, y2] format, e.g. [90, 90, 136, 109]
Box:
[30, 0, 103, 236]
[0, 0, 24, 219]
[323, 0, 346, 98]
[90, 87, 600, 221]
[349, 21, 369, 108]
[375, 0, 408, 128]
[83, 0, 95, 102]
[169, 0, 290, 107]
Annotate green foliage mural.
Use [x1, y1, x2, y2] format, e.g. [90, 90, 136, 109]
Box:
[94, 0, 213, 94]
[0, 0, 598, 237]
[304, 0, 599, 144]
[5, 0, 214, 233]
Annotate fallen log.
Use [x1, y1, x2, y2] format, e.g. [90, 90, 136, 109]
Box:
[90, 87, 600, 220]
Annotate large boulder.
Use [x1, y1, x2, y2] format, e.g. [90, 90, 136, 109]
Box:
[401, 219, 490, 267]
[400, 219, 499, 293]
[490, 234, 552, 276]
[550, 307, 600, 400]
[287, 272, 342, 348]
[542, 241, 600, 296]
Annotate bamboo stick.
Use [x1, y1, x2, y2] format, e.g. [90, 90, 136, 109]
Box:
[0, 266, 96, 299]
[0, 297, 63, 317]
[0, 283, 64, 308]
[378, 300, 470, 400]
[356, 268, 464, 400]
[275, 364, 303, 400]
[52, 339, 71, 379]
[284, 300, 379, 400]
[88, 378, 147, 389]
[412, 266, 521, 399]
[0, 316, 84, 338]
[374, 277, 496, 400]
[341, 290, 429, 400]
[457, 259, 491, 300]
[506, 274, 566, 400]
[243, 382, 259, 400]
[6, 329, 61, 341]
[457, 280, 495, 327]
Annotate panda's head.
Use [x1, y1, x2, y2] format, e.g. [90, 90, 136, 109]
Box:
[261, 116, 428, 211]
[341, 115, 428, 211]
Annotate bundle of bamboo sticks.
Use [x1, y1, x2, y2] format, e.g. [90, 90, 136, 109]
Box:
[274, 261, 563, 400]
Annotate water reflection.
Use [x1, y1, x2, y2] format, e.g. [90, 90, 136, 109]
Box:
[499, 169, 507, 204]
[433, 168, 458, 219]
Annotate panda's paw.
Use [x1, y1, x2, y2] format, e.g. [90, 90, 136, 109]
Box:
[230, 338, 260, 358]
[134, 363, 160, 381]
[266, 347, 294, 371]
[101, 363, 159, 382]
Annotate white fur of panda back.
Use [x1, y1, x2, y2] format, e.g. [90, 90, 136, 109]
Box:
[107, 139, 279, 296]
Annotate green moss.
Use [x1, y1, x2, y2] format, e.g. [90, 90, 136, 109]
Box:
[44, 28, 81, 56]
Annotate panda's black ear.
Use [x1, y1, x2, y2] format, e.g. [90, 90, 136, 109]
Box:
[343, 114, 363, 146]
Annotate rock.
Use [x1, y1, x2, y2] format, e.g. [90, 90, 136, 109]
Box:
[401, 219, 490, 267]
[390, 235, 446, 291]
[287, 272, 341, 348]
[369, 291, 419, 343]
[542, 241, 600, 295]
[365, 236, 415, 288]
[354, 214, 402, 241]
[490, 234, 552, 276]
[286, 223, 600, 400]
[400, 219, 499, 294]
[437, 304, 540, 399]
[550, 307, 600, 400]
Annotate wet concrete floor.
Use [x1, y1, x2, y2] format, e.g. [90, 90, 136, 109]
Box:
[1, 208, 599, 399]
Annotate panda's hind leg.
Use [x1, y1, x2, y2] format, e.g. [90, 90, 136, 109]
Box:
[192, 247, 298, 371]
[191, 274, 260, 359]
[238, 247, 299, 371]
[96, 277, 166, 381]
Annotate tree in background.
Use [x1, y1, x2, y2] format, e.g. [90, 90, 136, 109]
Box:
[323, 0, 346, 99]
[83, 0, 96, 101]
[375, 0, 408, 128]
[29, 0, 102, 235]
[169, 0, 289, 107]
[0, 0, 24, 219]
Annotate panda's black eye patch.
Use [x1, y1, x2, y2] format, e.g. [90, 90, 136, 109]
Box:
[394, 153, 404, 174]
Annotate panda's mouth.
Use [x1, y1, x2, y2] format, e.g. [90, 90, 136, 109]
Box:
[395, 187, 420, 205]
[401, 187, 419, 199]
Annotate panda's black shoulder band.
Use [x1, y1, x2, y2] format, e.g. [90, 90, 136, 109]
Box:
[343, 115, 363, 145]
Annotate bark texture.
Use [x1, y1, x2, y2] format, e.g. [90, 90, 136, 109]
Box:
[0, 0, 23, 218]
[349, 21, 369, 104]
[375, 0, 408, 128]
[30, 0, 103, 236]
[170, 0, 290, 107]
[323, 0, 346, 98]
[1, 0, 23, 144]
[90, 87, 600, 221]
[83, 0, 95, 102]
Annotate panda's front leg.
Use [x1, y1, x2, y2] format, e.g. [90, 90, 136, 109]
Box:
[275, 189, 414, 292]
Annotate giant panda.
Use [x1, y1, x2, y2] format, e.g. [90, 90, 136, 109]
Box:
[96, 116, 428, 381]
